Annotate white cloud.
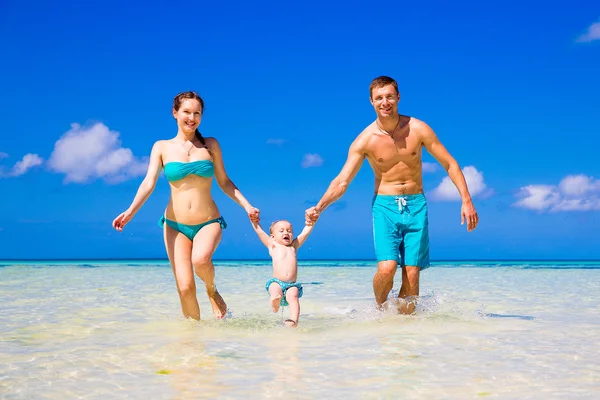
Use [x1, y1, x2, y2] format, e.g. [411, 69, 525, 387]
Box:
[430, 166, 489, 201]
[0, 152, 8, 159]
[267, 138, 286, 146]
[558, 175, 600, 196]
[513, 185, 560, 211]
[47, 122, 148, 184]
[12, 154, 44, 176]
[576, 20, 600, 43]
[301, 153, 324, 168]
[422, 162, 437, 173]
[514, 174, 600, 212]
[0, 153, 44, 177]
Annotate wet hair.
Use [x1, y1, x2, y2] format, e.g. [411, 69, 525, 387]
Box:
[269, 220, 291, 234]
[173, 91, 210, 154]
[369, 76, 399, 99]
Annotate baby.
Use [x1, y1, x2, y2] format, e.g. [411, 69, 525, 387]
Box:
[251, 219, 314, 328]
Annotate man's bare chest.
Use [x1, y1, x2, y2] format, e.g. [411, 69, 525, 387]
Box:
[368, 135, 423, 168]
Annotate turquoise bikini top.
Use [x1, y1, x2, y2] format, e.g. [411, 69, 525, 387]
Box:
[163, 160, 214, 182]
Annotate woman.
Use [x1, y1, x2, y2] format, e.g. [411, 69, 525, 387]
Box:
[112, 91, 259, 320]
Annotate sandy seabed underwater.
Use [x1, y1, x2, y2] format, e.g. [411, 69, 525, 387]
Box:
[1, 260, 599, 399]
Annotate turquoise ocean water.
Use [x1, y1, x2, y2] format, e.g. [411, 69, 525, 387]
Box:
[1, 260, 599, 399]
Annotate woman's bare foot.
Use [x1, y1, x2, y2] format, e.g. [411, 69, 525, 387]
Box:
[207, 290, 227, 319]
[284, 319, 297, 328]
[270, 295, 282, 312]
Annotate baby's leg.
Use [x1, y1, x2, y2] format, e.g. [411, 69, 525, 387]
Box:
[284, 287, 300, 328]
[268, 282, 283, 313]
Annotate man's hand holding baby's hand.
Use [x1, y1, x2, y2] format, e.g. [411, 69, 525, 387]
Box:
[305, 206, 320, 226]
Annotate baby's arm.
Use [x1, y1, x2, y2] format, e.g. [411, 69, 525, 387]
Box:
[251, 220, 272, 248]
[294, 224, 315, 249]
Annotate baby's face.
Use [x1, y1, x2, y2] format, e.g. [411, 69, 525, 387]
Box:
[271, 221, 294, 246]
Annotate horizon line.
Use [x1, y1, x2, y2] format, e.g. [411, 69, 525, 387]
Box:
[1, 258, 599, 262]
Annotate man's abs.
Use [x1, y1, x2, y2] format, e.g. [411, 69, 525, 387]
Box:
[375, 179, 423, 196]
[366, 150, 425, 196]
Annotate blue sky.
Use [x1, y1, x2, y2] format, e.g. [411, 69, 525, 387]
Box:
[1, 0, 599, 260]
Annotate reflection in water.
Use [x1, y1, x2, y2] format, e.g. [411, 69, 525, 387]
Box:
[150, 323, 225, 399]
[261, 333, 304, 398]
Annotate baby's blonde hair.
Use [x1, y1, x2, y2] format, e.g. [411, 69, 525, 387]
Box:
[269, 220, 291, 234]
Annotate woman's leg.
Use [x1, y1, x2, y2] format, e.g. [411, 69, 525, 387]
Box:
[191, 222, 227, 319]
[164, 224, 199, 320]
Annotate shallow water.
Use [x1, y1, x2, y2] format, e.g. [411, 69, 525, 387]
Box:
[1, 262, 599, 399]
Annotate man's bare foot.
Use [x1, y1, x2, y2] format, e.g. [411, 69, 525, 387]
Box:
[270, 295, 282, 312]
[398, 296, 417, 315]
[207, 290, 227, 319]
[284, 319, 297, 328]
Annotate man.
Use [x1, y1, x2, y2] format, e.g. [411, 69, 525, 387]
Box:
[305, 76, 479, 314]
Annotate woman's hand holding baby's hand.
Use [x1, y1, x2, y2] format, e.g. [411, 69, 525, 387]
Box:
[247, 207, 260, 223]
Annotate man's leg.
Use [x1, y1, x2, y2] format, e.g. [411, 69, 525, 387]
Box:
[371, 195, 402, 307]
[398, 265, 420, 314]
[398, 194, 428, 315]
[373, 260, 398, 306]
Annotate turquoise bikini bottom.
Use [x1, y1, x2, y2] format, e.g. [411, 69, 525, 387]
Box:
[159, 215, 227, 241]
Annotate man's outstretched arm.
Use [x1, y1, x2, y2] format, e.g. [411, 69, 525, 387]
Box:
[420, 121, 479, 231]
[306, 137, 366, 224]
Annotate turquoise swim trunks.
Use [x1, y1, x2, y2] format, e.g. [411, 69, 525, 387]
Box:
[372, 194, 430, 270]
[265, 278, 303, 307]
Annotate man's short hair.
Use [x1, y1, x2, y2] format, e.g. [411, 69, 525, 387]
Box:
[369, 76, 399, 98]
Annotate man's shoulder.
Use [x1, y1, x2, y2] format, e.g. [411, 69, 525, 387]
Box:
[356, 120, 380, 139]
[407, 116, 432, 131]
[351, 125, 377, 151]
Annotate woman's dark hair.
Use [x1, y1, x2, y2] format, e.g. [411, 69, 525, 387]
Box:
[173, 91, 208, 148]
